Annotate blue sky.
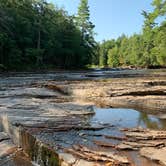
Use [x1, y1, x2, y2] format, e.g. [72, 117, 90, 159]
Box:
[48, 0, 153, 41]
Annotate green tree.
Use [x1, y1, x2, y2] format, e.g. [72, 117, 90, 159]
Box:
[141, 0, 166, 67]
[107, 46, 119, 67]
[97, 0, 166, 68]
[151, 22, 166, 65]
[76, 0, 96, 65]
[99, 40, 116, 67]
[0, 0, 93, 70]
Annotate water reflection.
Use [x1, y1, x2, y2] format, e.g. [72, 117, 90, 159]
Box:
[138, 112, 160, 129]
[92, 108, 166, 130]
[158, 119, 166, 130]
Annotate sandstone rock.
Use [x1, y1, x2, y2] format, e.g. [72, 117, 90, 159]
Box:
[0, 70, 166, 166]
[125, 129, 166, 140]
[140, 147, 166, 165]
[73, 159, 102, 166]
[117, 140, 165, 150]
[65, 145, 129, 165]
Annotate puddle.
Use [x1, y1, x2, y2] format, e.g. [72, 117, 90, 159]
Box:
[22, 107, 166, 166]
[0, 70, 166, 166]
[90, 108, 166, 166]
[92, 107, 166, 130]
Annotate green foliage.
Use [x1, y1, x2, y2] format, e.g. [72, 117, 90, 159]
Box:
[107, 46, 119, 67]
[1, 0, 165, 70]
[98, 0, 166, 68]
[99, 40, 115, 67]
[0, 0, 96, 70]
[76, 0, 97, 65]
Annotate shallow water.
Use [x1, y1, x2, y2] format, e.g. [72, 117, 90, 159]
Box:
[0, 69, 165, 166]
[90, 108, 166, 166]
[33, 107, 166, 149]
[29, 108, 166, 166]
[92, 107, 166, 130]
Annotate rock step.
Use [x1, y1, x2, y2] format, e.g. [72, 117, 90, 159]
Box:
[0, 134, 16, 164]
[0, 132, 33, 166]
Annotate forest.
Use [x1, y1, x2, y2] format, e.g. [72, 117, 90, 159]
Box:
[0, 0, 96, 70]
[99, 0, 166, 68]
[0, 0, 166, 71]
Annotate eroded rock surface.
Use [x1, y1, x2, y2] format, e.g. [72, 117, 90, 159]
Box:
[0, 69, 166, 166]
[59, 78, 166, 113]
[140, 147, 166, 166]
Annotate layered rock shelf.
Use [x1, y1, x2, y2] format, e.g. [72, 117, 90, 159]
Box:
[0, 69, 166, 166]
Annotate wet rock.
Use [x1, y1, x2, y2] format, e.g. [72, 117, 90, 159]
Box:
[0, 139, 16, 159]
[65, 145, 130, 165]
[12, 150, 33, 166]
[0, 132, 10, 142]
[117, 128, 166, 151]
[117, 141, 165, 150]
[124, 129, 166, 140]
[93, 140, 116, 148]
[104, 135, 127, 141]
[0, 70, 166, 166]
[20, 130, 59, 166]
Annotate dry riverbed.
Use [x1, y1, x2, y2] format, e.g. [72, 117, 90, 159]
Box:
[0, 69, 166, 166]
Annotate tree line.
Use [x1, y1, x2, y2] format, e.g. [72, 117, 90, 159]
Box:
[0, 0, 96, 70]
[0, 0, 165, 71]
[98, 0, 166, 68]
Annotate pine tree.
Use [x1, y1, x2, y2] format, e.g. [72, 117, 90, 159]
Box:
[76, 0, 96, 65]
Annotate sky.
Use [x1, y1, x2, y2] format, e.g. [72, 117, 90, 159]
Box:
[48, 0, 154, 41]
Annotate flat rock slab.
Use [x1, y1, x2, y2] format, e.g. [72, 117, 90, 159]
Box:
[73, 159, 103, 166]
[117, 140, 165, 150]
[64, 145, 129, 165]
[0, 71, 166, 166]
[140, 147, 166, 166]
[56, 153, 103, 166]
[123, 128, 166, 140]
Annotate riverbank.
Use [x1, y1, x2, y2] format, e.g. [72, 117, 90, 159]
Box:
[0, 69, 166, 166]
